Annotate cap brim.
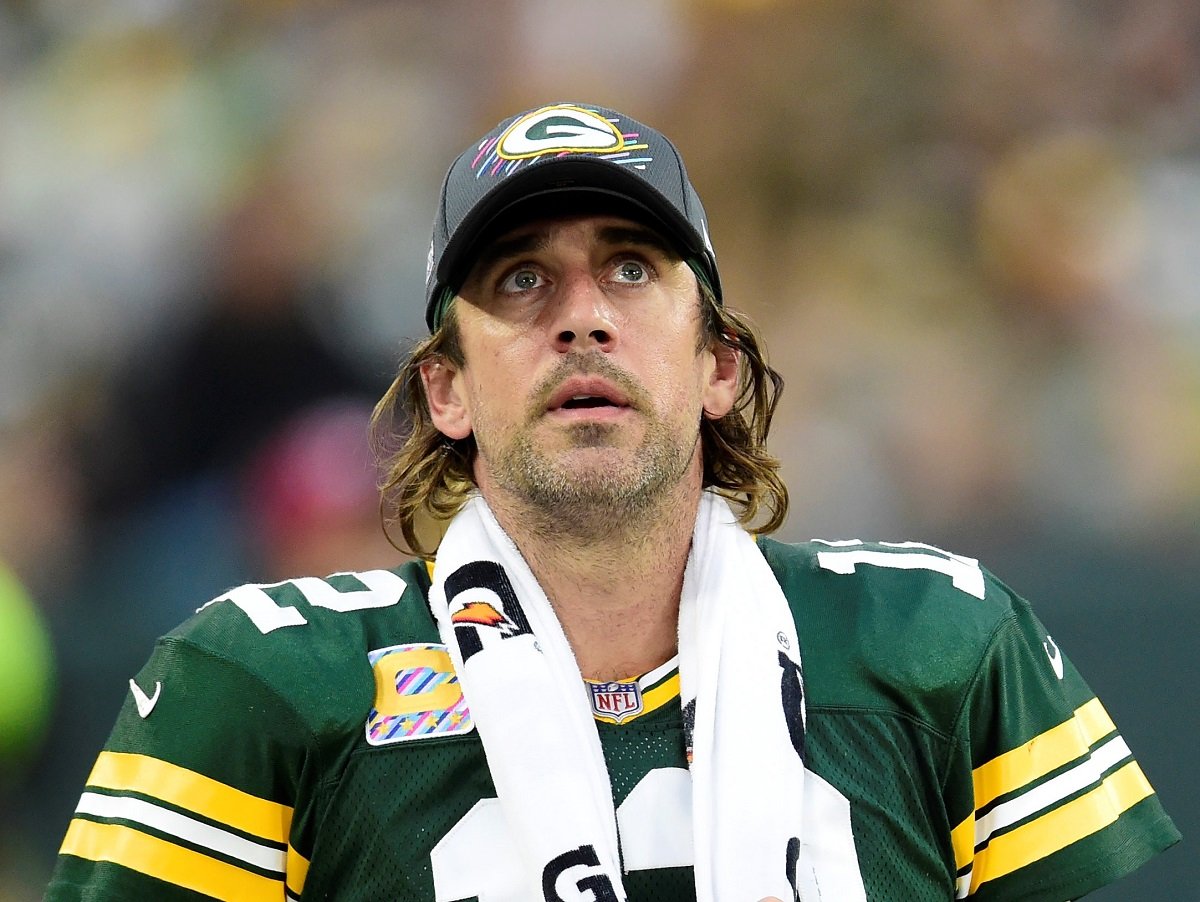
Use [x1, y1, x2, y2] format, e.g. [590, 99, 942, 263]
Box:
[435, 157, 709, 295]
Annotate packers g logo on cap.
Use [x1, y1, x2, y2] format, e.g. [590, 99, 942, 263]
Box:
[497, 105, 626, 160]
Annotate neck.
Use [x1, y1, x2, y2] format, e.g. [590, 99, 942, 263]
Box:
[482, 472, 703, 682]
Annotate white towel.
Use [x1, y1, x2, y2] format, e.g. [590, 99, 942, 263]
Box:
[430, 491, 807, 902]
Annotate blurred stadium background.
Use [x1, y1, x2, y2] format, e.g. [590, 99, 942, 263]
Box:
[0, 1, 1195, 898]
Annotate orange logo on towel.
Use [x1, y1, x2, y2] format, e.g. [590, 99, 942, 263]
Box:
[451, 601, 506, 627]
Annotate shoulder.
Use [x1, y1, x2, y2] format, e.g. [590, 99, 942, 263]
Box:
[757, 535, 1020, 625]
[757, 536, 1026, 724]
[162, 559, 437, 725]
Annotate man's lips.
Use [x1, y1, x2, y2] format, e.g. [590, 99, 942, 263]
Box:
[545, 376, 632, 413]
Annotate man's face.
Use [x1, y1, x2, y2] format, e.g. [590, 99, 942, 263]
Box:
[423, 213, 736, 524]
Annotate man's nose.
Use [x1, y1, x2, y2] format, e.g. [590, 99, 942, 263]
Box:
[550, 271, 618, 352]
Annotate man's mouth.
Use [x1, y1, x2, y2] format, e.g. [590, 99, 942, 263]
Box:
[546, 377, 632, 413]
[560, 395, 620, 410]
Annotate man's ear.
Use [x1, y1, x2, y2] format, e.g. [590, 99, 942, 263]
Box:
[702, 340, 739, 420]
[421, 359, 472, 440]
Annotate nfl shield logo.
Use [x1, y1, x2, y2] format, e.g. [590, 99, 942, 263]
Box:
[589, 680, 643, 724]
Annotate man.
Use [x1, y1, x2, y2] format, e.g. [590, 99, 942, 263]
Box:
[48, 103, 1178, 901]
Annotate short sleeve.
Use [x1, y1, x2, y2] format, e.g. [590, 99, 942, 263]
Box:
[45, 636, 315, 901]
[945, 586, 1180, 901]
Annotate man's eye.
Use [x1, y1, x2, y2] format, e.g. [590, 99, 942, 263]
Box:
[499, 268, 544, 293]
[613, 260, 648, 283]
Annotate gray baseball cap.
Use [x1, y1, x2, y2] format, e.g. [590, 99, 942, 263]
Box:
[424, 102, 721, 331]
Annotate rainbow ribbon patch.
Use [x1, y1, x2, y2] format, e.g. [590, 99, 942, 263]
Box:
[365, 643, 474, 746]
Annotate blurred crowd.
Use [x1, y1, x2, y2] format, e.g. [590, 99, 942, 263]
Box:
[1, 1, 1197, 898]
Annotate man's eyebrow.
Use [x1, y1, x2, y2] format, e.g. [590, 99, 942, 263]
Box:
[467, 221, 681, 286]
[595, 225, 680, 259]
[472, 230, 550, 276]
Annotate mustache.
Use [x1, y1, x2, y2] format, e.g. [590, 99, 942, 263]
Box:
[529, 353, 648, 419]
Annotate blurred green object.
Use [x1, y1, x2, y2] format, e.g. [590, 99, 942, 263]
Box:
[0, 562, 54, 770]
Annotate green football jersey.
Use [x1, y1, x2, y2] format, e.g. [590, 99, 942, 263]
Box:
[47, 539, 1179, 901]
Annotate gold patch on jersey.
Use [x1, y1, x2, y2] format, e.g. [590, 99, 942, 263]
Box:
[365, 643, 473, 745]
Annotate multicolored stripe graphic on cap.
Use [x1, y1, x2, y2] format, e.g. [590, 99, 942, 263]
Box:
[471, 104, 652, 178]
[365, 643, 473, 745]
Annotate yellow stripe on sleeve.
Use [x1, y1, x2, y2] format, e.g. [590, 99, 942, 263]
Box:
[61, 818, 284, 900]
[286, 844, 311, 897]
[87, 752, 292, 844]
[1075, 697, 1117, 744]
[973, 698, 1114, 810]
[968, 760, 1155, 893]
[950, 811, 976, 872]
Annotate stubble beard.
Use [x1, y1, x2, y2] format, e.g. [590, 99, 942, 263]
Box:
[474, 357, 699, 538]
[503, 419, 696, 537]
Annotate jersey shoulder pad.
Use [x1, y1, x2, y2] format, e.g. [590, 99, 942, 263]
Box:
[760, 535, 1017, 624]
[164, 560, 436, 719]
[758, 536, 1021, 723]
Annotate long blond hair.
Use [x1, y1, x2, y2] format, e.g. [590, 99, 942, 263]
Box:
[370, 279, 788, 558]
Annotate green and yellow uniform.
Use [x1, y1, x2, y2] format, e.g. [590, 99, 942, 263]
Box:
[47, 539, 1179, 900]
